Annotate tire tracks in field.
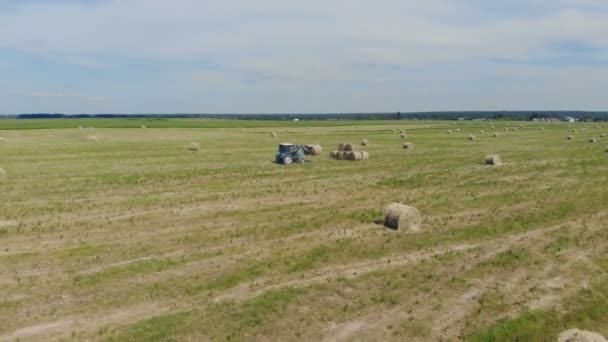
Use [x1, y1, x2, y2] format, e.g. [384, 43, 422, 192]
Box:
[214, 220, 564, 304]
[324, 212, 608, 341]
[0, 302, 169, 342]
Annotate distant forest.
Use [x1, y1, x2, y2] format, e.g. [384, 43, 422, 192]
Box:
[6, 111, 608, 121]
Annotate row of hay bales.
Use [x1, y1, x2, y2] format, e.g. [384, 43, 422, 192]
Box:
[330, 150, 370, 161]
[330, 144, 369, 161]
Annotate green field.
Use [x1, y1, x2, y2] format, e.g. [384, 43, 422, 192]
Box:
[1, 120, 607, 341]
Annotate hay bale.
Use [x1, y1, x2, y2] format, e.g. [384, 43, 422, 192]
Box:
[589, 138, 597, 143]
[78, 126, 83, 130]
[383, 203, 421, 232]
[485, 154, 502, 166]
[361, 139, 369, 146]
[0, 167, 6, 182]
[338, 143, 347, 151]
[345, 151, 358, 161]
[596, 126, 601, 130]
[600, 134, 606, 138]
[492, 133, 499, 138]
[329, 151, 339, 159]
[403, 142, 414, 149]
[446, 130, 452, 134]
[468, 135, 476, 141]
[567, 135, 574, 140]
[503, 128, 508, 131]
[87, 135, 98, 142]
[572, 129, 577, 133]
[557, 329, 607, 342]
[308, 144, 322, 155]
[511, 128, 518, 131]
[187, 142, 200, 151]
[270, 132, 277, 138]
[479, 130, 484, 134]
[360, 151, 369, 160]
[539, 127, 545, 131]
[455, 128, 461, 132]
[400, 133, 408, 138]
[343, 144, 357, 151]
[141, 125, 147, 129]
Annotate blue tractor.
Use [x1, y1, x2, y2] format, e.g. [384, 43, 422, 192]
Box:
[276, 143, 306, 164]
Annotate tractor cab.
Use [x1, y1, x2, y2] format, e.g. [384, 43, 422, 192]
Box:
[276, 143, 305, 164]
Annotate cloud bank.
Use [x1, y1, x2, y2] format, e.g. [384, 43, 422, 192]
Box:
[1, 0, 607, 113]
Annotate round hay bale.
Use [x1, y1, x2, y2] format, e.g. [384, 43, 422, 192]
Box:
[539, 127, 545, 131]
[141, 125, 147, 129]
[492, 133, 499, 138]
[596, 126, 601, 130]
[343, 144, 356, 151]
[455, 128, 461, 132]
[383, 203, 421, 232]
[446, 130, 452, 134]
[347, 151, 363, 161]
[361, 139, 369, 146]
[572, 129, 577, 133]
[479, 130, 484, 134]
[78, 126, 83, 130]
[87, 135, 98, 142]
[360, 151, 369, 160]
[600, 134, 606, 138]
[270, 132, 277, 138]
[329, 151, 339, 159]
[468, 135, 476, 141]
[0, 167, 6, 182]
[503, 128, 508, 131]
[567, 135, 574, 140]
[400, 133, 408, 138]
[403, 142, 414, 149]
[187, 142, 200, 151]
[511, 128, 518, 131]
[589, 138, 597, 143]
[557, 329, 607, 342]
[485, 154, 502, 166]
[309, 144, 322, 155]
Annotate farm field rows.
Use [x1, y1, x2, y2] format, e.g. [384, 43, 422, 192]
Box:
[1, 120, 608, 341]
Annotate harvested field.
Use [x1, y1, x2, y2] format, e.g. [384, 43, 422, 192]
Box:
[1, 119, 608, 341]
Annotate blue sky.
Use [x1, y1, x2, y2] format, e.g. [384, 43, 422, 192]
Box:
[1, 0, 608, 114]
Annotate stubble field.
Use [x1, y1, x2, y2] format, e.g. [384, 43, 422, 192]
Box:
[1, 119, 607, 341]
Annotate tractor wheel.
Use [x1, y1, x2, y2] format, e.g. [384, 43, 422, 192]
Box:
[283, 156, 293, 165]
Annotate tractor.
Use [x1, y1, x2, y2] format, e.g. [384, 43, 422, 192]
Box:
[275, 143, 306, 164]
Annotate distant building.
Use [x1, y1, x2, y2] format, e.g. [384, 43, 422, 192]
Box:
[564, 116, 576, 122]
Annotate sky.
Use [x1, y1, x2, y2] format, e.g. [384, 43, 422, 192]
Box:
[1, 0, 608, 114]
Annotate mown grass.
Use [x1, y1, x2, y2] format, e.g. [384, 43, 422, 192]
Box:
[469, 275, 608, 341]
[1, 120, 607, 340]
